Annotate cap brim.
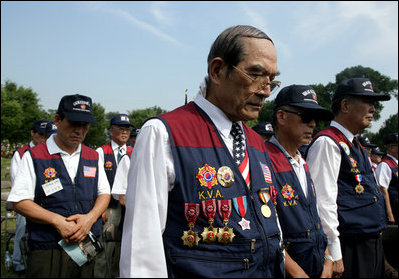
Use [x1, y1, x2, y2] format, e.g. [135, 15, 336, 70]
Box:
[64, 112, 97, 124]
[372, 151, 385, 155]
[291, 103, 334, 121]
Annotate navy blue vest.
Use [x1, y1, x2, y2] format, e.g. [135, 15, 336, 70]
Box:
[157, 102, 284, 278]
[309, 127, 386, 236]
[101, 142, 132, 188]
[266, 142, 327, 277]
[101, 143, 132, 207]
[382, 156, 398, 221]
[28, 142, 102, 250]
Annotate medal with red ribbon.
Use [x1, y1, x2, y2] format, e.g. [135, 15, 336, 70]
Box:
[216, 199, 235, 244]
[232, 196, 250, 230]
[269, 185, 278, 205]
[201, 199, 218, 243]
[258, 188, 272, 218]
[181, 203, 200, 247]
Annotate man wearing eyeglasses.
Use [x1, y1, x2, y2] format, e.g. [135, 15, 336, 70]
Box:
[120, 25, 284, 278]
[95, 114, 133, 278]
[306, 78, 391, 278]
[265, 85, 334, 278]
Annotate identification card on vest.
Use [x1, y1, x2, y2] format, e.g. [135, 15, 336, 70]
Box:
[42, 178, 63, 196]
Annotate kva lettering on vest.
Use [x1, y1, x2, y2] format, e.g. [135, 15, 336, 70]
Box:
[198, 190, 223, 200]
[283, 199, 298, 207]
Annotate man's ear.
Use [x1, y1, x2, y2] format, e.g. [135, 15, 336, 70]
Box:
[208, 57, 226, 86]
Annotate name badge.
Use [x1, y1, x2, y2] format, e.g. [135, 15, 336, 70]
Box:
[42, 178, 63, 196]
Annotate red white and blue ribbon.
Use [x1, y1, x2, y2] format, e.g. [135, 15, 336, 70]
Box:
[232, 196, 250, 230]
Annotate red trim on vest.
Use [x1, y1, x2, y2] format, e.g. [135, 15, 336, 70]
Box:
[30, 142, 98, 160]
[265, 142, 292, 173]
[160, 102, 266, 153]
[17, 145, 30, 158]
[102, 142, 133, 156]
[382, 156, 398, 168]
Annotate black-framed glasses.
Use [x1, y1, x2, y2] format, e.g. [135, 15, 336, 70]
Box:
[232, 65, 281, 92]
[282, 109, 316, 124]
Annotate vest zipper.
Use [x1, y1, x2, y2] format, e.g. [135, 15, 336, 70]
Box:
[251, 238, 256, 253]
[243, 258, 250, 270]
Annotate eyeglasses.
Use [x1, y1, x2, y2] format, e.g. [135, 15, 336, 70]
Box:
[232, 65, 281, 92]
[282, 109, 316, 124]
[113, 126, 131, 133]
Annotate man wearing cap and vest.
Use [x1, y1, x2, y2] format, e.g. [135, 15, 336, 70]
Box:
[252, 121, 275, 143]
[370, 147, 384, 171]
[265, 84, 333, 278]
[9, 119, 50, 274]
[306, 78, 391, 278]
[7, 94, 111, 278]
[95, 114, 133, 278]
[120, 25, 285, 278]
[376, 133, 398, 225]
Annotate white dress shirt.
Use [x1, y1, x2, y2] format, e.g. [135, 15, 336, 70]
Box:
[306, 121, 355, 261]
[96, 140, 127, 168]
[375, 154, 398, 189]
[120, 93, 282, 278]
[7, 134, 110, 203]
[10, 141, 35, 184]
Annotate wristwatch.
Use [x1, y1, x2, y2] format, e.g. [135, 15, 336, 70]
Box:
[324, 254, 334, 262]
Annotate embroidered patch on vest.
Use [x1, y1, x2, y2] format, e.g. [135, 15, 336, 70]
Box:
[196, 164, 218, 189]
[281, 184, 295, 200]
[339, 141, 350, 155]
[83, 166, 96, 178]
[43, 167, 57, 179]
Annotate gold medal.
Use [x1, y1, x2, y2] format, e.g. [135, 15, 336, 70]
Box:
[201, 226, 218, 243]
[217, 166, 234, 187]
[181, 230, 200, 247]
[355, 184, 364, 194]
[217, 226, 235, 244]
[261, 204, 271, 218]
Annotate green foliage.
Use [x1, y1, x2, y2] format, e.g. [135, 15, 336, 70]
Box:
[128, 106, 168, 128]
[83, 103, 107, 149]
[1, 80, 49, 144]
[368, 113, 398, 151]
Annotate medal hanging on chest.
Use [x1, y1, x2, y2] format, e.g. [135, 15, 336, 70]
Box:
[232, 196, 250, 230]
[217, 199, 235, 244]
[354, 174, 364, 194]
[258, 188, 272, 218]
[181, 203, 200, 247]
[201, 199, 218, 243]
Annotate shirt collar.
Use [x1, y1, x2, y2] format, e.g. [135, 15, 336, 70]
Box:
[387, 154, 398, 164]
[46, 134, 81, 156]
[194, 93, 240, 139]
[111, 140, 126, 152]
[269, 136, 304, 165]
[29, 141, 35, 148]
[331, 120, 355, 142]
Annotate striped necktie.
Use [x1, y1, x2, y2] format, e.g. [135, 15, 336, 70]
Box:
[231, 122, 250, 186]
[117, 146, 124, 163]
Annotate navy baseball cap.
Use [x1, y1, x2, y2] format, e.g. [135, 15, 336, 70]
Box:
[274, 84, 334, 121]
[358, 135, 377, 148]
[384, 133, 398, 145]
[252, 122, 275, 135]
[57, 94, 97, 123]
[32, 119, 49, 134]
[45, 121, 58, 136]
[110, 114, 133, 127]
[371, 147, 384, 156]
[333, 78, 391, 102]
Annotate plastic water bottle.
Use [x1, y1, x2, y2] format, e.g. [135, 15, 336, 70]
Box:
[4, 250, 12, 270]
